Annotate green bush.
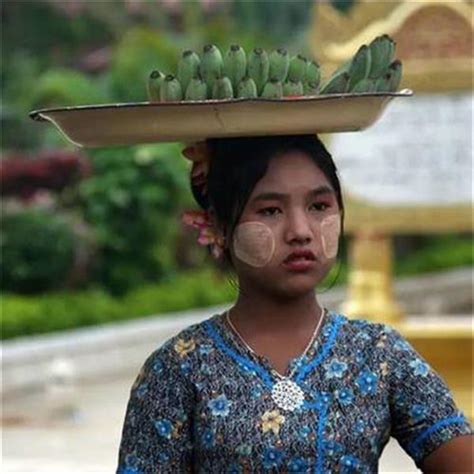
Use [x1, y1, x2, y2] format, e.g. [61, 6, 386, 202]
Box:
[1, 235, 471, 340]
[395, 234, 473, 276]
[79, 143, 191, 295]
[0, 208, 76, 293]
[109, 27, 179, 102]
[30, 68, 106, 109]
[1, 268, 236, 340]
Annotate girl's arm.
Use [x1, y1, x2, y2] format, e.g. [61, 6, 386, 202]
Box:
[421, 434, 473, 473]
[116, 346, 194, 473]
[382, 326, 472, 470]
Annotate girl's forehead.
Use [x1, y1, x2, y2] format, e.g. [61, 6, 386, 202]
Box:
[255, 151, 331, 190]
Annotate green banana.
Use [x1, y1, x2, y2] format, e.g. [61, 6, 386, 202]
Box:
[303, 81, 319, 96]
[247, 48, 269, 95]
[261, 79, 283, 99]
[211, 76, 233, 99]
[201, 44, 223, 95]
[283, 80, 304, 97]
[368, 34, 395, 79]
[348, 45, 371, 91]
[288, 54, 307, 82]
[269, 48, 289, 82]
[177, 50, 200, 94]
[372, 60, 402, 92]
[223, 44, 247, 91]
[332, 57, 353, 78]
[147, 70, 164, 101]
[351, 78, 377, 93]
[160, 74, 183, 101]
[374, 74, 391, 92]
[387, 37, 396, 67]
[236, 76, 258, 99]
[387, 60, 402, 92]
[304, 60, 321, 87]
[185, 75, 208, 100]
[319, 72, 350, 94]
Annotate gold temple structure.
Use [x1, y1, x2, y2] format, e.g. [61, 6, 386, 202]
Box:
[310, 0, 473, 420]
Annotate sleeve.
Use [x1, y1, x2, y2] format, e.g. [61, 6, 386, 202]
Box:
[383, 326, 472, 467]
[116, 346, 195, 474]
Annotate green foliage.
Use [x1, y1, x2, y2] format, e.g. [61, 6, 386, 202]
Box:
[109, 27, 179, 102]
[394, 235, 473, 276]
[1, 268, 236, 340]
[0, 208, 76, 293]
[30, 68, 106, 109]
[1, 1, 114, 66]
[231, 1, 315, 44]
[79, 143, 191, 295]
[1, 235, 472, 340]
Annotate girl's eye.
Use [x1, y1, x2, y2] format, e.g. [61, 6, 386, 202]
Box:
[258, 207, 281, 216]
[258, 203, 330, 216]
[311, 202, 330, 211]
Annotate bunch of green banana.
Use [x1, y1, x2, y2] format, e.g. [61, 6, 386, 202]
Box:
[185, 74, 207, 101]
[212, 76, 234, 100]
[247, 48, 269, 95]
[146, 36, 403, 102]
[261, 79, 283, 99]
[368, 35, 395, 80]
[288, 54, 307, 82]
[304, 81, 320, 96]
[305, 60, 321, 89]
[160, 74, 183, 101]
[283, 80, 304, 97]
[224, 45, 247, 91]
[347, 45, 371, 91]
[177, 50, 200, 94]
[268, 48, 290, 82]
[320, 72, 350, 94]
[147, 70, 164, 101]
[237, 76, 258, 99]
[200, 44, 223, 96]
[322, 34, 401, 94]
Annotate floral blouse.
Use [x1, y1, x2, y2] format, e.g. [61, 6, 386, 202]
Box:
[116, 310, 471, 473]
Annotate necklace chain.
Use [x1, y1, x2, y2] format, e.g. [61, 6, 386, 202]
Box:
[225, 306, 327, 381]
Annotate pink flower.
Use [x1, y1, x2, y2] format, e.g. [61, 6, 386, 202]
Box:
[181, 209, 225, 259]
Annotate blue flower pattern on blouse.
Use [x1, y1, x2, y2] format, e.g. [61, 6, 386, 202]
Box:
[117, 311, 472, 473]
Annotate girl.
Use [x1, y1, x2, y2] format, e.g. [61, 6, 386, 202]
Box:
[117, 134, 472, 473]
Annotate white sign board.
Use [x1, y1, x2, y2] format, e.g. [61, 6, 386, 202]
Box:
[330, 92, 473, 206]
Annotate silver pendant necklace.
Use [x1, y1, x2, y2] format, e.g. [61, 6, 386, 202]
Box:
[225, 306, 326, 412]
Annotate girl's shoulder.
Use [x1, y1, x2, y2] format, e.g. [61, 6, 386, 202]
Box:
[146, 313, 221, 364]
[329, 310, 394, 335]
[328, 310, 410, 355]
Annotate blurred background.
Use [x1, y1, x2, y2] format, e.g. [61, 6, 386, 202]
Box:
[1, 0, 472, 472]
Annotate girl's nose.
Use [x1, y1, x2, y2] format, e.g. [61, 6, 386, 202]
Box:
[284, 210, 313, 244]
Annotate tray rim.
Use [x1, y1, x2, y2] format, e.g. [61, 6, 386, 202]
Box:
[29, 89, 414, 121]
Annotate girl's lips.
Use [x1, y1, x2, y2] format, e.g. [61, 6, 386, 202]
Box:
[282, 258, 316, 271]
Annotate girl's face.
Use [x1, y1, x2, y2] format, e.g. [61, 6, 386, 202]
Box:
[228, 150, 341, 299]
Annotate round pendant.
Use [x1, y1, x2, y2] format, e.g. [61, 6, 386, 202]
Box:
[271, 379, 305, 412]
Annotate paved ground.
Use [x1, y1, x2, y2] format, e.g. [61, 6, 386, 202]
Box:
[2, 373, 420, 473]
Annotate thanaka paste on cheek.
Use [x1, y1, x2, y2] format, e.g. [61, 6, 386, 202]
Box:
[232, 222, 275, 267]
[320, 214, 341, 259]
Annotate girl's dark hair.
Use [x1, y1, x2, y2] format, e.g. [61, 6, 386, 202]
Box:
[190, 134, 345, 270]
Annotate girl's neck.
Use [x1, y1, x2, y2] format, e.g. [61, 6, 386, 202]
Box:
[229, 288, 323, 335]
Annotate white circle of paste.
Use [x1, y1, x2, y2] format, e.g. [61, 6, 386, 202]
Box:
[320, 214, 341, 259]
[232, 222, 275, 267]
